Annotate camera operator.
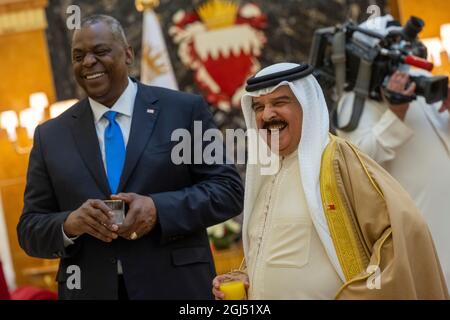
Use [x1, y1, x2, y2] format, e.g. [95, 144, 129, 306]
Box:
[336, 16, 450, 286]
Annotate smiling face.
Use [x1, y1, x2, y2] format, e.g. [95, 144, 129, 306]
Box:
[71, 21, 133, 107]
[252, 85, 303, 156]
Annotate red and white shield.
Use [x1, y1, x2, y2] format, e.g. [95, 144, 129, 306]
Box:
[170, 2, 267, 111]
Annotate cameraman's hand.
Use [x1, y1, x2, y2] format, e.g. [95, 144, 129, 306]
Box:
[438, 85, 450, 114]
[384, 71, 416, 121]
[63, 199, 119, 242]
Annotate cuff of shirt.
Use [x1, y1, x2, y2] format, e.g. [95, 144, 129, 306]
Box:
[372, 108, 414, 149]
[62, 224, 79, 248]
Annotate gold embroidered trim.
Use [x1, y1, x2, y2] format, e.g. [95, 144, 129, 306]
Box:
[320, 135, 366, 281]
[334, 228, 392, 299]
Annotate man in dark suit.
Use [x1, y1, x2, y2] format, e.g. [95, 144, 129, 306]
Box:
[17, 14, 243, 300]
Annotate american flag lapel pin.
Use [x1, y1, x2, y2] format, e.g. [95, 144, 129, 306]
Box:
[147, 108, 155, 114]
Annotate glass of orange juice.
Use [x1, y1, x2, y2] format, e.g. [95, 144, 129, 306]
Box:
[219, 280, 247, 300]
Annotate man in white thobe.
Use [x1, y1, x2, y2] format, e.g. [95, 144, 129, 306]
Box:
[212, 62, 448, 300]
[337, 15, 450, 285]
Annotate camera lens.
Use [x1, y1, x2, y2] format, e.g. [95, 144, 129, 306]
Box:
[403, 16, 424, 40]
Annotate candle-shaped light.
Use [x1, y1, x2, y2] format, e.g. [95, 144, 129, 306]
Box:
[422, 37, 444, 67]
[219, 281, 247, 300]
[441, 23, 450, 60]
[20, 108, 42, 139]
[0, 110, 19, 142]
[29, 92, 49, 116]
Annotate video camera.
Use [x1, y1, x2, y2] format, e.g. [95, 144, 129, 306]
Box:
[309, 16, 449, 131]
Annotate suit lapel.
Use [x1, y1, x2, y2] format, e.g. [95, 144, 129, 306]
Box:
[117, 82, 160, 193]
[70, 99, 111, 197]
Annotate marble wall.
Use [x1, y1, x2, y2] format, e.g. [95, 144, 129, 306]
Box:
[45, 0, 387, 131]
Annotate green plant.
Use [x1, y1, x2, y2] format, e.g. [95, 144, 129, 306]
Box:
[207, 219, 241, 250]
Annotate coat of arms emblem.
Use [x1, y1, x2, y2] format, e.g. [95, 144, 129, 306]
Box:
[170, 0, 267, 111]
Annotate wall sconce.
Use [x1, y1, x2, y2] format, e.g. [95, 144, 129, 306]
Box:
[422, 37, 444, 66]
[422, 23, 450, 68]
[441, 23, 450, 60]
[0, 108, 33, 154]
[0, 106, 42, 154]
[29, 92, 49, 115]
[0, 111, 19, 142]
[0, 93, 78, 154]
[19, 108, 42, 139]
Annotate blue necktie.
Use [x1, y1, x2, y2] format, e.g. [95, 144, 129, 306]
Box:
[104, 111, 126, 194]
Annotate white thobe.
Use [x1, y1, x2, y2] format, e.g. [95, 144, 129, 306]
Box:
[337, 92, 450, 284]
[247, 151, 343, 299]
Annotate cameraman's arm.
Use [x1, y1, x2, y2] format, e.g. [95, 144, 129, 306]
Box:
[337, 91, 414, 164]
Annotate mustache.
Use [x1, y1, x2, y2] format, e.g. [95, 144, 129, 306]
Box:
[262, 119, 288, 130]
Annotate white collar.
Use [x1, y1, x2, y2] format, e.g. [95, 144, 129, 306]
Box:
[88, 78, 137, 123]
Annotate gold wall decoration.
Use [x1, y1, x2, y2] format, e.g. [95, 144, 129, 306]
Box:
[0, 0, 58, 289]
[0, 8, 46, 35]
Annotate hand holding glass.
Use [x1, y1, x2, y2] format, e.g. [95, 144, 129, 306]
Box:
[103, 200, 125, 225]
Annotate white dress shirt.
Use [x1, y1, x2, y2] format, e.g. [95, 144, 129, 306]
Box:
[62, 78, 138, 273]
[88, 78, 137, 164]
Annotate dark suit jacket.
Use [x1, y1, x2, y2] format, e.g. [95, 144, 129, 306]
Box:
[17, 80, 244, 300]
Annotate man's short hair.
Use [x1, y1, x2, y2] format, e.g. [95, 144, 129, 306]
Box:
[75, 14, 129, 47]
